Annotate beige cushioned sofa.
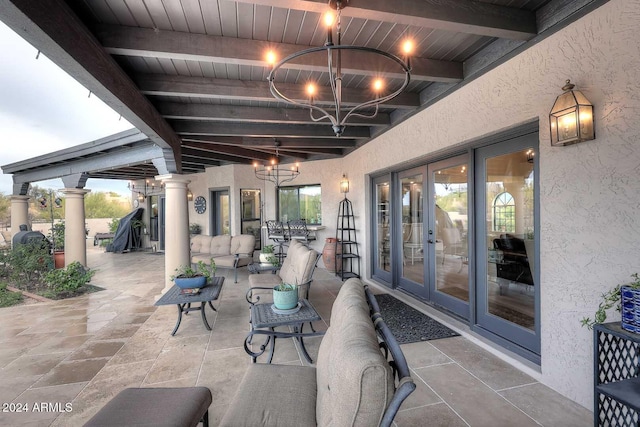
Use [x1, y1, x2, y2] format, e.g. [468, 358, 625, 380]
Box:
[190, 234, 255, 283]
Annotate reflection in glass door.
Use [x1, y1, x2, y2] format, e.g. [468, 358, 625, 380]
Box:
[211, 190, 230, 235]
[476, 135, 539, 355]
[398, 170, 424, 295]
[429, 157, 469, 318]
[241, 189, 261, 250]
[373, 178, 391, 282]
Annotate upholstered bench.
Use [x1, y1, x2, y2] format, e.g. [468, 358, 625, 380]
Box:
[84, 387, 212, 427]
[220, 278, 416, 427]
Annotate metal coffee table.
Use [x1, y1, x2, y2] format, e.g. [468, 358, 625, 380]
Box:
[155, 276, 224, 335]
[244, 298, 323, 363]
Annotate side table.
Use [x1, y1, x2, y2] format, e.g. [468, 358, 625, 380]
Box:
[244, 299, 323, 363]
[155, 276, 224, 335]
[248, 262, 279, 274]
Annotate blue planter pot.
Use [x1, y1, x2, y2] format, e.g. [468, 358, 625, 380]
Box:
[174, 275, 207, 289]
[273, 286, 298, 310]
[621, 286, 640, 333]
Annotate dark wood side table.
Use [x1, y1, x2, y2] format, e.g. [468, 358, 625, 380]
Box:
[155, 276, 224, 336]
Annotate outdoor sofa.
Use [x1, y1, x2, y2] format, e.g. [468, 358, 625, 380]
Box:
[190, 234, 255, 283]
[220, 277, 416, 426]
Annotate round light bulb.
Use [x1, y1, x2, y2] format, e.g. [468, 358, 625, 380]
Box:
[373, 79, 384, 92]
[402, 39, 414, 55]
[265, 50, 277, 65]
[306, 83, 316, 97]
[323, 11, 335, 28]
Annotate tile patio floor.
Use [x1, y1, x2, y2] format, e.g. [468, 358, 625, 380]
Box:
[0, 244, 592, 426]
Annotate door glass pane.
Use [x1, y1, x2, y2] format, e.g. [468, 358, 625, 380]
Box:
[434, 163, 469, 302]
[401, 175, 423, 284]
[485, 150, 535, 330]
[241, 189, 261, 249]
[217, 192, 230, 235]
[376, 181, 390, 272]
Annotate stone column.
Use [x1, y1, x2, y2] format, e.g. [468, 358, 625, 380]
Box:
[62, 188, 90, 267]
[10, 195, 31, 243]
[156, 174, 191, 296]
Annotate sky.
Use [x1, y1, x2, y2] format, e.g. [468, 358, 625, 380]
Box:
[0, 21, 135, 197]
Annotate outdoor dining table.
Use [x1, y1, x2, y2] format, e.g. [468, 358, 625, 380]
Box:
[155, 276, 224, 335]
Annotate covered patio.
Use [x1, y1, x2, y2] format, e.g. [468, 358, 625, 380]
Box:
[1, 0, 640, 421]
[0, 245, 590, 426]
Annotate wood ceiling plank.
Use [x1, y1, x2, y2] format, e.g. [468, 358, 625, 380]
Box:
[182, 140, 301, 160]
[236, 0, 537, 40]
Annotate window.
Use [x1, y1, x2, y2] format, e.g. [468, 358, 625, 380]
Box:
[277, 184, 322, 225]
[493, 192, 515, 232]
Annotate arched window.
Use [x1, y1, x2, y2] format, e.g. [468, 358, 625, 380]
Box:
[493, 192, 515, 232]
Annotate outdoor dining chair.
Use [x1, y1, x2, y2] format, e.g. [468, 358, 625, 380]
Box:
[287, 219, 316, 247]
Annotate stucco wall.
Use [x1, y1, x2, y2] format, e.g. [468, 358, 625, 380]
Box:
[340, 0, 640, 407]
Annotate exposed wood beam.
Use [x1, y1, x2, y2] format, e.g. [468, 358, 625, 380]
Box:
[236, 0, 537, 40]
[182, 147, 255, 164]
[276, 146, 343, 156]
[0, 0, 182, 172]
[180, 140, 290, 161]
[97, 25, 462, 83]
[242, 137, 357, 148]
[171, 121, 370, 139]
[181, 155, 222, 167]
[136, 74, 420, 109]
[156, 102, 389, 126]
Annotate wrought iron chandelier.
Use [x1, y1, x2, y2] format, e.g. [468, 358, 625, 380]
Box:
[253, 142, 300, 187]
[266, 0, 413, 137]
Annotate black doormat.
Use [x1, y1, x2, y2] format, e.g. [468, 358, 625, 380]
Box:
[374, 294, 459, 344]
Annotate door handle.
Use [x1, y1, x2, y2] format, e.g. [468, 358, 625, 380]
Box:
[428, 239, 434, 244]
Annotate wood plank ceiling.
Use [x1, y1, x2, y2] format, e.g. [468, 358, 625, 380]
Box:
[1, 0, 601, 180]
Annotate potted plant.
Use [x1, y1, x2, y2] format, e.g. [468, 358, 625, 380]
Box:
[259, 244, 275, 263]
[189, 223, 202, 235]
[581, 273, 640, 331]
[49, 222, 65, 269]
[171, 259, 216, 289]
[273, 282, 298, 310]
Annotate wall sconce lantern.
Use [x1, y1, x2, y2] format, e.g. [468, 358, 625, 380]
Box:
[340, 174, 350, 194]
[549, 80, 595, 146]
[187, 190, 193, 201]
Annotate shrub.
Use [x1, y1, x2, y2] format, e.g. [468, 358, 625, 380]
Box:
[9, 242, 52, 285]
[43, 261, 95, 296]
[0, 282, 22, 307]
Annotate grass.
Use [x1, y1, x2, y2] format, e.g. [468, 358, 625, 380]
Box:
[0, 282, 23, 307]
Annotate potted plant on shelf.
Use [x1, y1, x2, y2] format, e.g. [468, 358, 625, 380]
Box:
[273, 282, 298, 310]
[189, 223, 202, 235]
[259, 244, 275, 263]
[581, 273, 640, 331]
[171, 259, 216, 289]
[49, 222, 65, 269]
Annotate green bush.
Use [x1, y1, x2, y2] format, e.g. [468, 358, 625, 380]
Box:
[0, 282, 23, 307]
[8, 242, 52, 285]
[43, 261, 95, 296]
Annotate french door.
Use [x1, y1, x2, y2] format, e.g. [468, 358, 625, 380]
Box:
[371, 132, 539, 357]
[474, 134, 539, 356]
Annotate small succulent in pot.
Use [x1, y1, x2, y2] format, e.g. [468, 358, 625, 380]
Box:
[171, 259, 216, 289]
[273, 282, 298, 310]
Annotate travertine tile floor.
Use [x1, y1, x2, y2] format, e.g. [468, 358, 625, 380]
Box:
[0, 245, 592, 426]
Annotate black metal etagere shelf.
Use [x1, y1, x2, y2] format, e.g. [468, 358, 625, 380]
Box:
[335, 197, 360, 280]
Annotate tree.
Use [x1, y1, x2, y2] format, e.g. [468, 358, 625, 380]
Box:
[84, 192, 130, 219]
[0, 192, 10, 226]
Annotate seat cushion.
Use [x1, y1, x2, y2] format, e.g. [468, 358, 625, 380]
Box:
[316, 279, 394, 427]
[220, 364, 317, 427]
[84, 387, 212, 427]
[212, 254, 237, 268]
[279, 240, 318, 286]
[190, 235, 213, 254]
[230, 234, 256, 255]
